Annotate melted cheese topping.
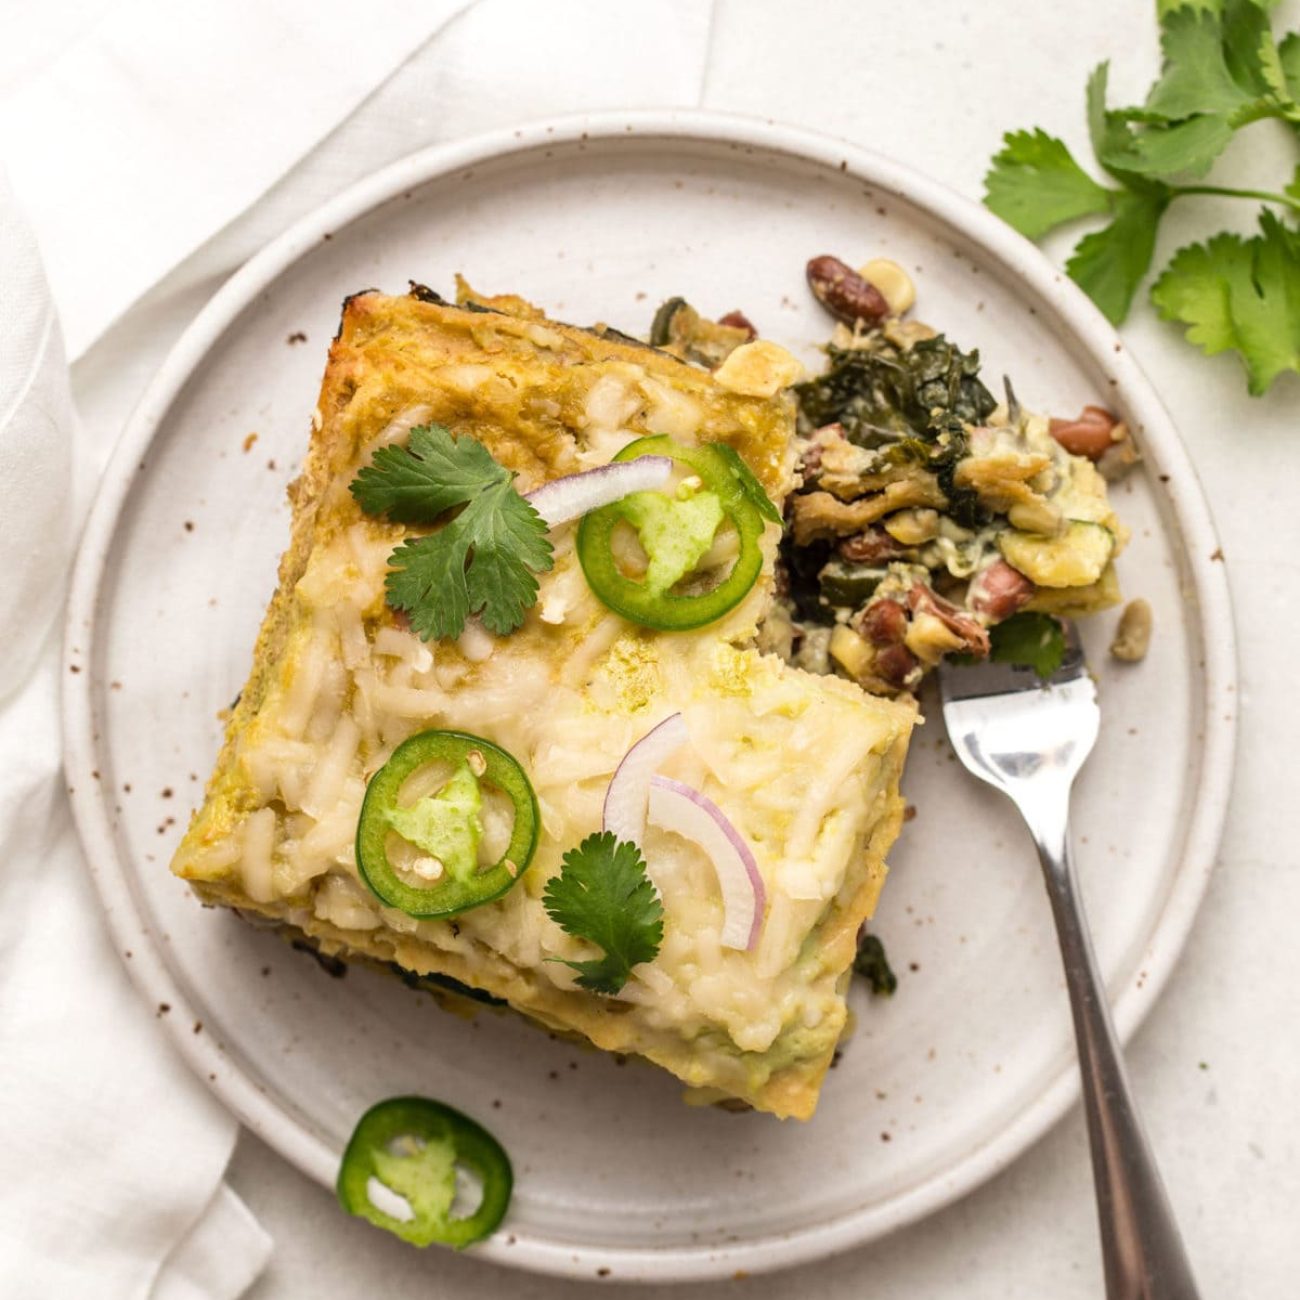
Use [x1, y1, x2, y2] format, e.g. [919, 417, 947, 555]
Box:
[183, 513, 910, 1058]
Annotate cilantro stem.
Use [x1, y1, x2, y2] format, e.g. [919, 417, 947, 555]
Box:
[1169, 184, 1300, 214]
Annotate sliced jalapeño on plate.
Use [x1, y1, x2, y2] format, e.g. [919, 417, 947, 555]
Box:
[337, 1096, 512, 1248]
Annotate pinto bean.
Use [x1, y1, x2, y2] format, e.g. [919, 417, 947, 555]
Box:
[968, 560, 1036, 621]
[907, 584, 990, 656]
[838, 527, 905, 563]
[859, 598, 908, 647]
[874, 642, 921, 690]
[716, 310, 757, 338]
[806, 255, 890, 326]
[797, 426, 839, 478]
[1049, 405, 1124, 460]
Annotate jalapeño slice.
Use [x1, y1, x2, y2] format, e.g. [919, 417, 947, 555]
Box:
[575, 435, 779, 631]
[336, 1096, 512, 1248]
[357, 729, 539, 918]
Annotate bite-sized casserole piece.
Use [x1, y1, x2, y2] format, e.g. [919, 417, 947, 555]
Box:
[767, 258, 1131, 695]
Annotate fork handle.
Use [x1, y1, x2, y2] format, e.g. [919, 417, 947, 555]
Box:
[1027, 810, 1201, 1300]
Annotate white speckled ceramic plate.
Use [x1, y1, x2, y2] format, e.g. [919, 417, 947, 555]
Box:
[64, 112, 1236, 1283]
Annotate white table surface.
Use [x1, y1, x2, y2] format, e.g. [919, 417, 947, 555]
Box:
[63, 0, 1300, 1295]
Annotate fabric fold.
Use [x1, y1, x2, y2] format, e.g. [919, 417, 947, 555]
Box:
[0, 0, 474, 358]
[0, 177, 265, 1300]
[151, 1185, 274, 1300]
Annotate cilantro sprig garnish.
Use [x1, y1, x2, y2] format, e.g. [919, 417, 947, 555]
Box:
[350, 423, 553, 640]
[1152, 208, 1300, 394]
[983, 0, 1300, 394]
[542, 832, 664, 996]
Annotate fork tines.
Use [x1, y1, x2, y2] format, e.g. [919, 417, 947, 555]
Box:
[938, 619, 1088, 703]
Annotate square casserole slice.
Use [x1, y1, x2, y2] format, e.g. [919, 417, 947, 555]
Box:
[172, 287, 916, 1119]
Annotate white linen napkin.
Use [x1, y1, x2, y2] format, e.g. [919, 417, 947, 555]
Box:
[0, 175, 273, 1298]
[0, 0, 473, 359]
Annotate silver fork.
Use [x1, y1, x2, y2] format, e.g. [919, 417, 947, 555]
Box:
[938, 623, 1200, 1300]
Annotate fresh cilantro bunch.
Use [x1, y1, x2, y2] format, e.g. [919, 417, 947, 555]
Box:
[983, 0, 1300, 394]
[350, 423, 553, 639]
[543, 832, 664, 996]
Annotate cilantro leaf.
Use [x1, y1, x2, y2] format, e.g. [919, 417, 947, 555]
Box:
[1221, 0, 1300, 123]
[1096, 5, 1300, 179]
[1151, 209, 1300, 393]
[987, 5, 1300, 383]
[1065, 190, 1170, 324]
[1099, 9, 1266, 178]
[1104, 114, 1236, 178]
[1156, 0, 1226, 18]
[542, 832, 664, 996]
[1147, 7, 1257, 119]
[1086, 63, 1171, 192]
[711, 442, 783, 524]
[1280, 31, 1300, 101]
[988, 612, 1067, 679]
[386, 479, 552, 638]
[351, 423, 553, 640]
[982, 129, 1115, 239]
[352, 423, 512, 522]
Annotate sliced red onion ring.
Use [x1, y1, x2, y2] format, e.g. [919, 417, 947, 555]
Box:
[602, 713, 689, 845]
[524, 456, 673, 528]
[647, 775, 766, 951]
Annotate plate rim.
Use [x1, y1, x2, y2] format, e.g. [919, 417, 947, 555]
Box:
[62, 108, 1238, 1282]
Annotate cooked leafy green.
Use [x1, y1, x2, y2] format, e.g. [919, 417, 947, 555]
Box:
[988, 612, 1067, 678]
[778, 533, 836, 625]
[392, 965, 507, 1007]
[852, 933, 898, 997]
[794, 334, 997, 531]
[794, 335, 997, 446]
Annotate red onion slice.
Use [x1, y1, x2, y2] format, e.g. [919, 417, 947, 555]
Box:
[456, 616, 494, 662]
[602, 713, 689, 845]
[524, 456, 673, 528]
[647, 775, 766, 951]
